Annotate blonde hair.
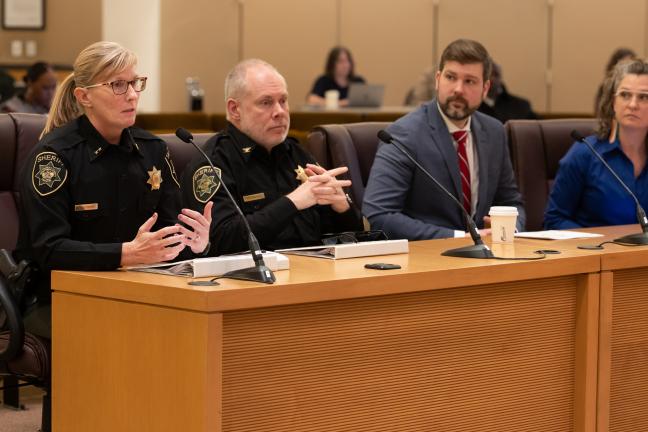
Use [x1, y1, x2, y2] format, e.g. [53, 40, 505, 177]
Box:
[42, 41, 137, 137]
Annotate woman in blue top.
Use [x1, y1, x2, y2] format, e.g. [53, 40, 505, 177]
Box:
[545, 59, 648, 229]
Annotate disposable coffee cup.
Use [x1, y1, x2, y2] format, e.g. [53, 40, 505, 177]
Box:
[324, 89, 340, 109]
[489, 206, 518, 244]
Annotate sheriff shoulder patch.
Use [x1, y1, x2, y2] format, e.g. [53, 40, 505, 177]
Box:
[192, 165, 221, 204]
[32, 151, 67, 196]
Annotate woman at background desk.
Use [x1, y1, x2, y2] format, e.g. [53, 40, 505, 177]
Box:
[0, 61, 57, 114]
[545, 59, 648, 229]
[14, 41, 212, 339]
[306, 46, 365, 107]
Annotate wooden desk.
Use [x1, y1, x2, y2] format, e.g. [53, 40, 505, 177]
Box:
[52, 227, 644, 432]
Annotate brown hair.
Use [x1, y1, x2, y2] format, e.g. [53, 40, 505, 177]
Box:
[324, 46, 357, 80]
[42, 41, 137, 137]
[438, 39, 492, 82]
[596, 59, 648, 139]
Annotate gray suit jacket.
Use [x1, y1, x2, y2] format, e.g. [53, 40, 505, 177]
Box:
[362, 99, 525, 240]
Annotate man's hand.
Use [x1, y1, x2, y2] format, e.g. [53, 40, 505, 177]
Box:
[305, 164, 352, 213]
[286, 164, 352, 211]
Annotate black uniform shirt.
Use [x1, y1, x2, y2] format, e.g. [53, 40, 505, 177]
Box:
[14, 115, 183, 301]
[181, 122, 362, 254]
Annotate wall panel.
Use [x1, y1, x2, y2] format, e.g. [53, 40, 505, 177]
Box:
[437, 0, 548, 112]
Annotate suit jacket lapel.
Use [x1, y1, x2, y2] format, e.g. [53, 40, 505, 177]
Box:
[473, 114, 489, 219]
[427, 102, 462, 200]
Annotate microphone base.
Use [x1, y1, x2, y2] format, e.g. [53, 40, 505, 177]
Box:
[441, 243, 495, 259]
[221, 265, 276, 284]
[614, 232, 648, 245]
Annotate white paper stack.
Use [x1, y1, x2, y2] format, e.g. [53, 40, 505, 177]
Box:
[276, 239, 409, 260]
[125, 252, 290, 278]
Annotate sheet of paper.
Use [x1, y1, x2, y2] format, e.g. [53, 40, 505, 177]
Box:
[514, 230, 604, 240]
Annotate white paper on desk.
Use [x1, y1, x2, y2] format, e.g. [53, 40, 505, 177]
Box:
[123, 252, 289, 277]
[276, 239, 409, 259]
[514, 230, 604, 240]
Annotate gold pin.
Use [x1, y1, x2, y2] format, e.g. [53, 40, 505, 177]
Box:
[295, 165, 309, 184]
[242, 146, 252, 154]
[147, 166, 163, 190]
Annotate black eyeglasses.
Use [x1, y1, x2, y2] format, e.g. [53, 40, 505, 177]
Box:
[84, 77, 148, 95]
[321, 230, 389, 245]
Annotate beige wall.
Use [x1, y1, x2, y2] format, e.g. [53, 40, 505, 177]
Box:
[0, 0, 101, 65]
[6, 1, 646, 114]
[159, 0, 648, 114]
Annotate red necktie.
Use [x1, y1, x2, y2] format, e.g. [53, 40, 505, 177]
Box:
[452, 130, 471, 215]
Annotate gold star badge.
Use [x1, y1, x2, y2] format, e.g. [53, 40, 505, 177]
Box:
[147, 166, 163, 190]
[295, 165, 309, 184]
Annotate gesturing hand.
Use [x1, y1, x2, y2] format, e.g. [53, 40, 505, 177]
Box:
[176, 201, 213, 254]
[121, 212, 186, 266]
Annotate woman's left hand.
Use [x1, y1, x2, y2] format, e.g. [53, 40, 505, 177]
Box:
[176, 201, 213, 254]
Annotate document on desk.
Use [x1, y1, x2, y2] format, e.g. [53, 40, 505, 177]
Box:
[276, 239, 409, 259]
[124, 252, 290, 277]
[514, 230, 604, 240]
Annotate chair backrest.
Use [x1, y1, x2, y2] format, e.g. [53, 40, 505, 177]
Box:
[157, 132, 216, 178]
[0, 113, 46, 251]
[506, 118, 598, 231]
[307, 122, 391, 205]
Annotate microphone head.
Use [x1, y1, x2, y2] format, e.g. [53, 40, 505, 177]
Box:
[377, 130, 393, 143]
[175, 127, 194, 143]
[570, 130, 586, 142]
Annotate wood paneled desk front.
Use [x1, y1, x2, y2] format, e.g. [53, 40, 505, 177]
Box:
[51, 226, 644, 431]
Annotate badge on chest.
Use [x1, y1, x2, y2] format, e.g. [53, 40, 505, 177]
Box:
[147, 166, 162, 190]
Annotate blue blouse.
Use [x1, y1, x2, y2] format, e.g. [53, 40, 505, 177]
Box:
[544, 135, 648, 229]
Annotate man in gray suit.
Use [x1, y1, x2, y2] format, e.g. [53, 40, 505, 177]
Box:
[363, 39, 525, 240]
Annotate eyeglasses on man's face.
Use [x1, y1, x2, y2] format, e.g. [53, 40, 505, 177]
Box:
[84, 77, 147, 95]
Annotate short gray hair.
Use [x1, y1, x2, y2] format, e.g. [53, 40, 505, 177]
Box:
[224, 58, 285, 101]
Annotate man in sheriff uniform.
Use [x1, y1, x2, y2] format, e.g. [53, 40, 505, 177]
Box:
[181, 59, 362, 254]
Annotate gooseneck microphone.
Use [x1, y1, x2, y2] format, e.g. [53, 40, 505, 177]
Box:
[377, 130, 494, 259]
[176, 128, 276, 283]
[571, 130, 648, 246]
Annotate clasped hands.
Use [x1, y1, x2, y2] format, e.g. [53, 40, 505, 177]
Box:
[287, 163, 352, 213]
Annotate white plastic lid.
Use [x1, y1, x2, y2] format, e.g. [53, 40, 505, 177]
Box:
[489, 206, 519, 216]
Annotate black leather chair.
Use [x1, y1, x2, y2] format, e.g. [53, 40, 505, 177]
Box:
[506, 118, 597, 231]
[307, 122, 391, 206]
[0, 254, 51, 431]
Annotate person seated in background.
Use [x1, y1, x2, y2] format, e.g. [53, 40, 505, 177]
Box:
[404, 66, 436, 106]
[594, 48, 637, 113]
[363, 39, 525, 240]
[14, 42, 212, 339]
[477, 62, 538, 123]
[545, 59, 648, 229]
[306, 46, 365, 107]
[0, 67, 15, 103]
[0, 61, 57, 114]
[181, 59, 363, 255]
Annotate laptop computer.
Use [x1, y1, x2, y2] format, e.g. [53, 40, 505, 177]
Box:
[347, 83, 385, 108]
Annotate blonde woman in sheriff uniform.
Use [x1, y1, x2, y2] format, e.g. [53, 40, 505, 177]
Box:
[14, 41, 213, 340]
